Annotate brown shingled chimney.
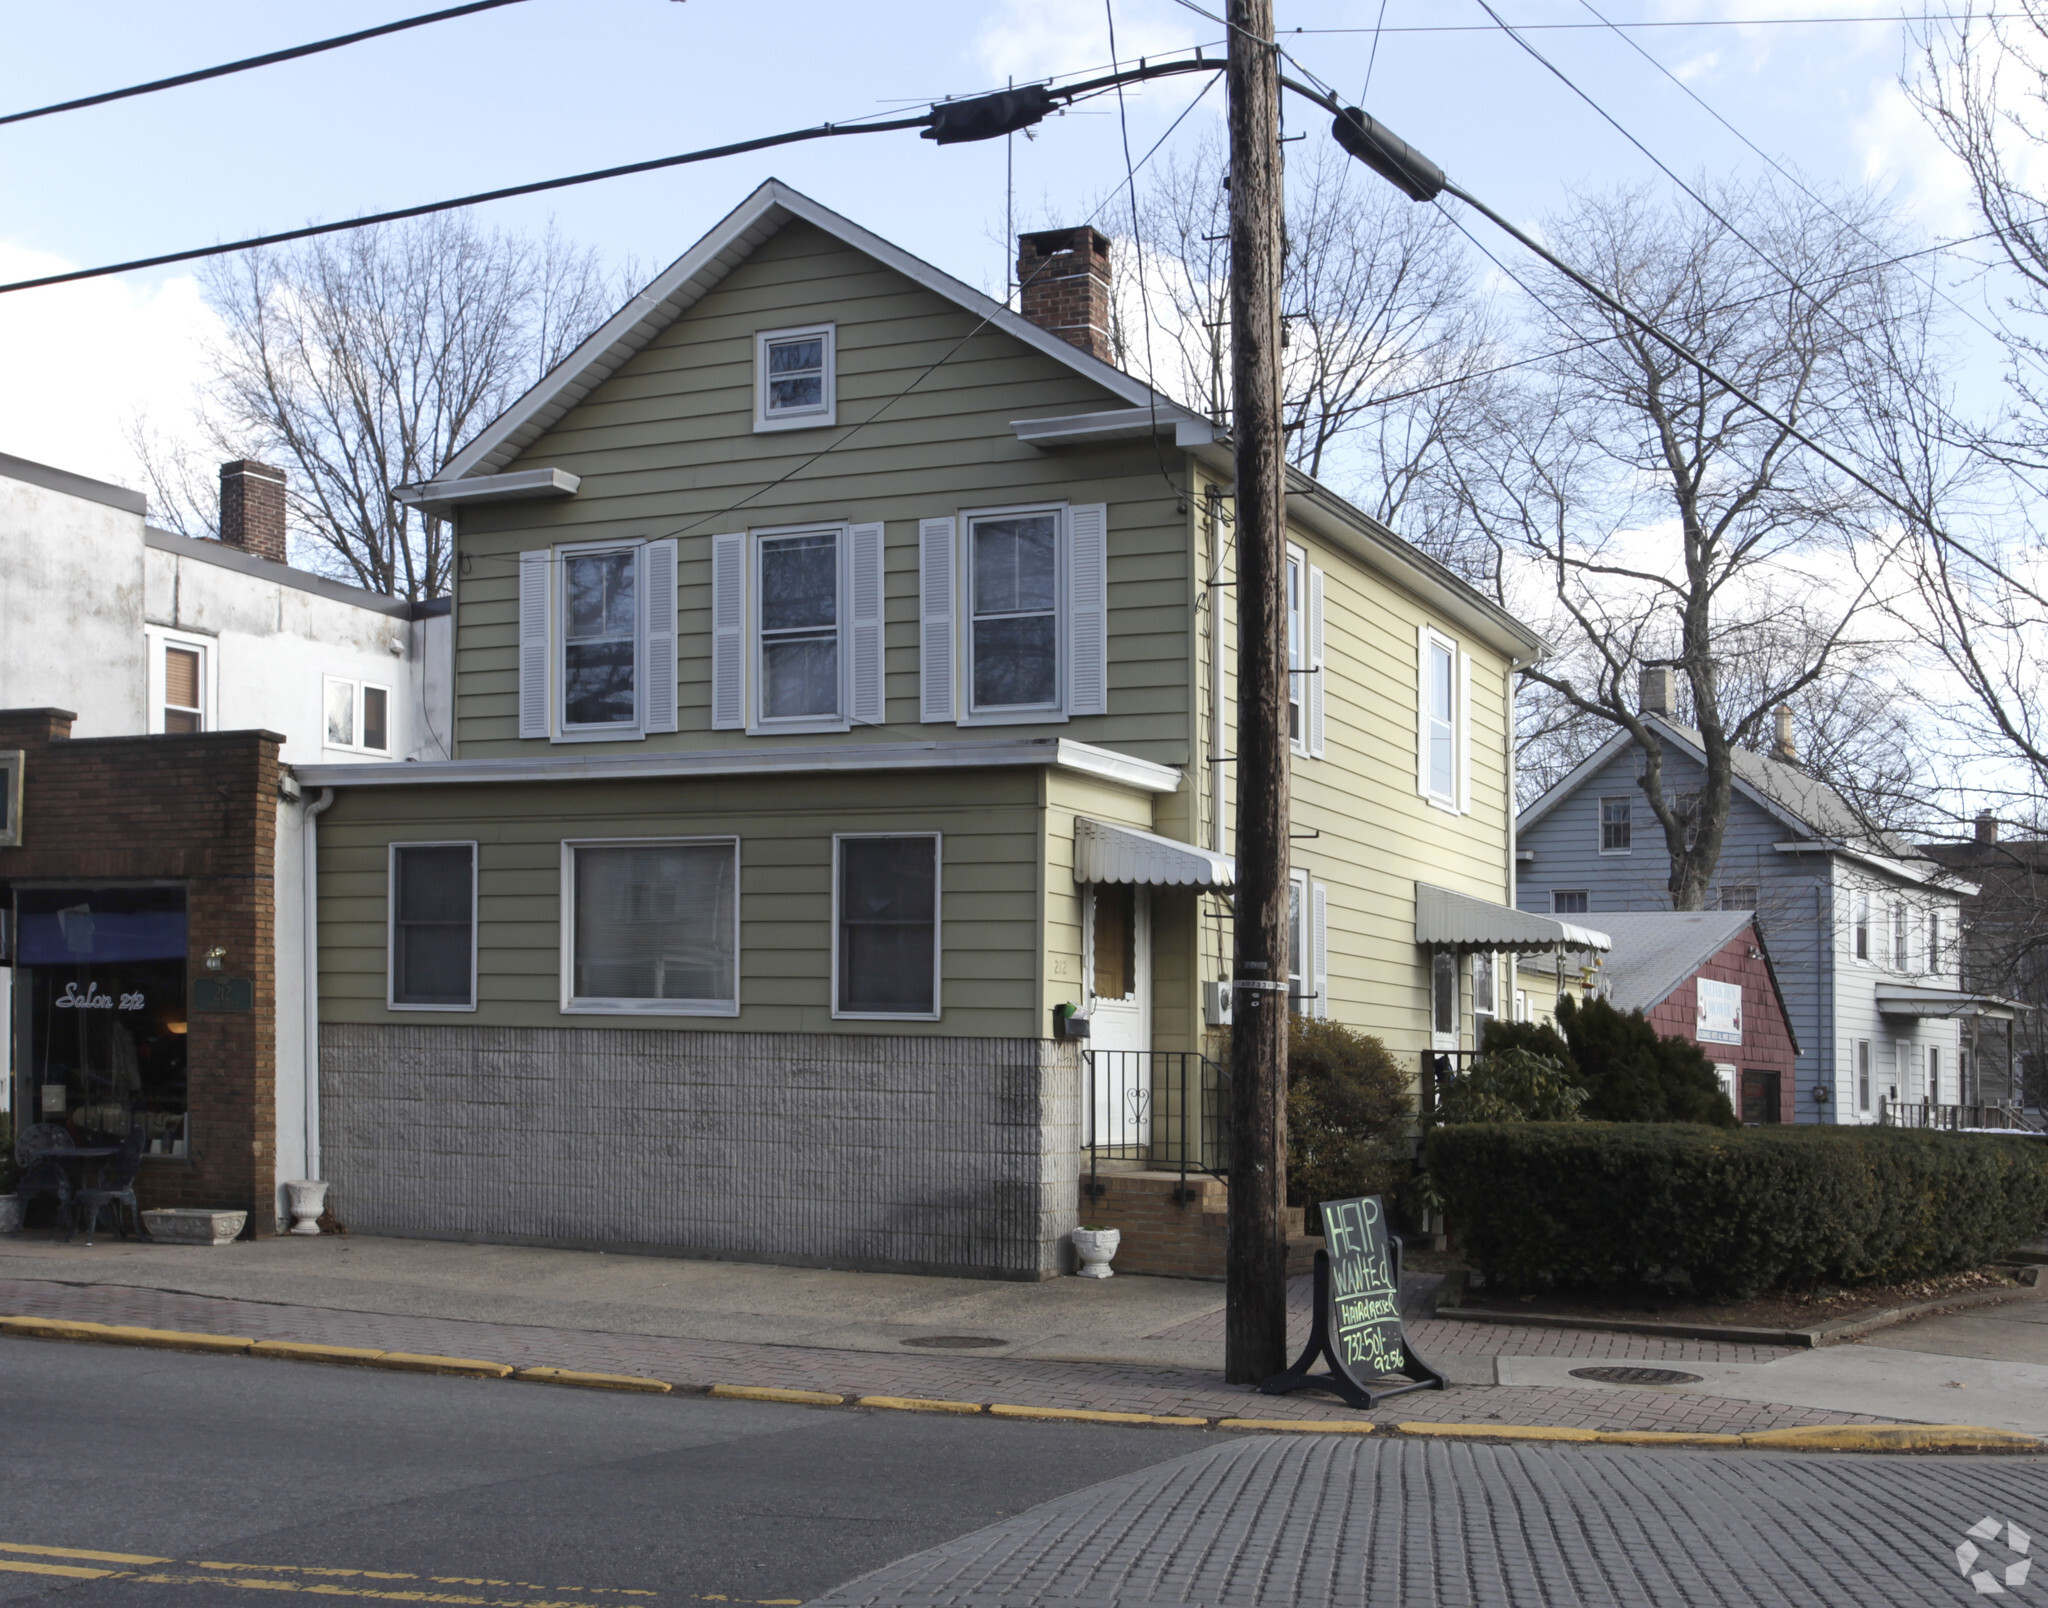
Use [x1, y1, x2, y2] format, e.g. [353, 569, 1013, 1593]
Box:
[1017, 227, 1115, 364]
[219, 459, 288, 565]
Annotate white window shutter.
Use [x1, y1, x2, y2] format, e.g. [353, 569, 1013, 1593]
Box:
[518, 549, 551, 739]
[711, 533, 746, 731]
[1414, 624, 1430, 798]
[918, 516, 955, 723]
[641, 539, 678, 733]
[849, 520, 885, 725]
[1457, 650, 1473, 815]
[1306, 564, 1326, 760]
[1311, 881, 1329, 1019]
[1066, 502, 1109, 717]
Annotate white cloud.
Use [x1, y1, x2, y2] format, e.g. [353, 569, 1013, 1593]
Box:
[973, 0, 1204, 85]
[0, 244, 218, 497]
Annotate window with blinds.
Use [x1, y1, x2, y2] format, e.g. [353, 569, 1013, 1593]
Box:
[164, 646, 203, 733]
[389, 842, 477, 1009]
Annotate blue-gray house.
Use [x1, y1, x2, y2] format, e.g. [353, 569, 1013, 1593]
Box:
[1514, 684, 2010, 1124]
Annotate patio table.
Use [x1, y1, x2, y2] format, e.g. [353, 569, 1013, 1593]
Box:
[40, 1149, 117, 1243]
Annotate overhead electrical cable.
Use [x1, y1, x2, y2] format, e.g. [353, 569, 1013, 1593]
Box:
[0, 55, 1221, 297]
[1280, 74, 2048, 610]
[1288, 13, 2025, 33]
[0, 0, 530, 128]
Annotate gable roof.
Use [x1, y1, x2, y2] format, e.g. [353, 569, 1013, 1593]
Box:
[1584, 908, 1799, 1053]
[434, 179, 1206, 485]
[1519, 713, 1913, 860]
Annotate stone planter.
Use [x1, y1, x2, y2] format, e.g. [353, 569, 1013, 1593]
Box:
[1072, 1226, 1121, 1279]
[141, 1208, 247, 1246]
[283, 1180, 328, 1237]
[0, 1195, 18, 1236]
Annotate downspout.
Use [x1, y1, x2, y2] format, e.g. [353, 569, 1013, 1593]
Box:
[1208, 501, 1228, 855]
[1504, 665, 1518, 908]
[302, 787, 335, 1178]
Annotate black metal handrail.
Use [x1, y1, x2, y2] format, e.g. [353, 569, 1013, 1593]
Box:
[1880, 1098, 2045, 1135]
[1083, 1049, 1229, 1203]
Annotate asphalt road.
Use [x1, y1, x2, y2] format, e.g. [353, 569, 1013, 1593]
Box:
[0, 1336, 1205, 1607]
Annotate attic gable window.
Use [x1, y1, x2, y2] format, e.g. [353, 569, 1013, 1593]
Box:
[755, 323, 836, 431]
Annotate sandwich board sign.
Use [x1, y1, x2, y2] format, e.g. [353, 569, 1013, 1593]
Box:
[1259, 1194, 1445, 1410]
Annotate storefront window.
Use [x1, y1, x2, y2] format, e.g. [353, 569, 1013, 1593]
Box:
[13, 887, 188, 1155]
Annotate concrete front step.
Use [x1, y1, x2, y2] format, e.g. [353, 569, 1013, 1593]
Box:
[1078, 1169, 1322, 1279]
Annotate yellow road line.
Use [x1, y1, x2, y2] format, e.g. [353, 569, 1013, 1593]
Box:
[0, 1559, 116, 1580]
[0, 1541, 171, 1564]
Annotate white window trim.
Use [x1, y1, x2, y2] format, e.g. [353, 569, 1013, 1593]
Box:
[322, 675, 396, 755]
[832, 830, 942, 1021]
[386, 840, 479, 1013]
[1288, 545, 1307, 758]
[748, 522, 853, 736]
[145, 627, 218, 735]
[754, 322, 837, 432]
[1416, 624, 1465, 812]
[957, 501, 1069, 727]
[1598, 795, 1633, 856]
[555, 538, 646, 743]
[558, 836, 742, 1017]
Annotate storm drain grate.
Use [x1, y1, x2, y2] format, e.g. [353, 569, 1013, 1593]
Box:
[900, 1335, 1008, 1349]
[1569, 1365, 1704, 1386]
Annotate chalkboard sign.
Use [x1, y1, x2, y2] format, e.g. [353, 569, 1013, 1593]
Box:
[1259, 1194, 1445, 1410]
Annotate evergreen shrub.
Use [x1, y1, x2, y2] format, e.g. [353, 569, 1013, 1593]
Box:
[1287, 1015, 1411, 1232]
[1424, 1121, 2048, 1298]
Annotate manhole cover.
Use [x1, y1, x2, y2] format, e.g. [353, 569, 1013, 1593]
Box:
[1569, 1365, 1703, 1386]
[901, 1335, 1007, 1350]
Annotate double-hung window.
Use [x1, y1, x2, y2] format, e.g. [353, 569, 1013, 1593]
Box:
[1286, 871, 1328, 1018]
[563, 838, 739, 1015]
[388, 842, 477, 1010]
[165, 647, 204, 733]
[970, 509, 1061, 713]
[1926, 909, 1943, 975]
[755, 323, 835, 430]
[1416, 625, 1466, 809]
[1856, 1038, 1872, 1112]
[1852, 891, 1871, 960]
[835, 833, 940, 1019]
[1599, 796, 1632, 853]
[324, 677, 391, 754]
[758, 528, 842, 724]
[518, 540, 678, 743]
[1891, 901, 1910, 971]
[1286, 546, 1327, 759]
[149, 631, 213, 734]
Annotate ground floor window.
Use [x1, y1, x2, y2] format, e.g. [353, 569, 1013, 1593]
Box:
[12, 886, 188, 1155]
[835, 834, 939, 1019]
[565, 839, 739, 1014]
[1741, 1069, 1781, 1124]
[1856, 1039, 1871, 1112]
[1430, 951, 1458, 1041]
[390, 843, 477, 1009]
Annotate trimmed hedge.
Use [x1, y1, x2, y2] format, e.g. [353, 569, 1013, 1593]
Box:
[1425, 1121, 2048, 1298]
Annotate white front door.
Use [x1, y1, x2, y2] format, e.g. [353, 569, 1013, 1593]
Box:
[1085, 883, 1151, 1149]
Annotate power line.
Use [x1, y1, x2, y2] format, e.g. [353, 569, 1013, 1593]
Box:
[1288, 12, 2026, 33]
[0, 55, 1222, 298]
[0, 0, 529, 129]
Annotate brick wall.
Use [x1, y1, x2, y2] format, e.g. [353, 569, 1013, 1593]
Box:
[1077, 1171, 1321, 1279]
[320, 1023, 1084, 1280]
[218, 460, 288, 565]
[0, 708, 283, 1224]
[1643, 929, 1799, 1123]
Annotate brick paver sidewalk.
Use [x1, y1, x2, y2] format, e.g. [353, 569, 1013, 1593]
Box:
[0, 1276, 1885, 1434]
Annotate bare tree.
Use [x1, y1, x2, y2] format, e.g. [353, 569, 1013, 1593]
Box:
[1127, 133, 1495, 530]
[1449, 182, 1923, 908]
[137, 214, 623, 600]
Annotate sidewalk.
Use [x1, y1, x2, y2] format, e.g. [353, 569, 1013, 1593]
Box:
[0, 1232, 2014, 1434]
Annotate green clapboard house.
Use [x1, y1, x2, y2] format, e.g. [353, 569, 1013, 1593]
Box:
[293, 180, 1580, 1279]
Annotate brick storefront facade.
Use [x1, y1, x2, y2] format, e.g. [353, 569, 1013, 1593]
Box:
[0, 707, 283, 1227]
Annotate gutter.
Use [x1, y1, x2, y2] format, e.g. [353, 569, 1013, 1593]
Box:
[302, 788, 335, 1182]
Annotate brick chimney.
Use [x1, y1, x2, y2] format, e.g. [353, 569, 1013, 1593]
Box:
[1976, 810, 2000, 846]
[1017, 226, 1115, 364]
[1638, 666, 1673, 718]
[1769, 704, 1799, 765]
[219, 460, 288, 564]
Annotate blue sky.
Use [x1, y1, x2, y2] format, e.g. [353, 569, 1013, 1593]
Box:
[0, 1, 1986, 488]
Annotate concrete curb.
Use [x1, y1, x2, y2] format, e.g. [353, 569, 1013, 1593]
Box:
[1436, 1281, 2037, 1349]
[1, 1313, 2037, 1453]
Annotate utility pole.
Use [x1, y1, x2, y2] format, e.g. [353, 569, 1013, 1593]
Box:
[1223, 0, 1290, 1386]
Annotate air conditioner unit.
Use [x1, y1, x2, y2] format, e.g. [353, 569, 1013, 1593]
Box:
[1203, 979, 1233, 1027]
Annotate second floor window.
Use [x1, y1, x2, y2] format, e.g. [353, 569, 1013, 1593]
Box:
[758, 530, 841, 723]
[1891, 901, 1910, 970]
[1419, 629, 1460, 806]
[564, 549, 638, 730]
[1600, 796, 1632, 852]
[970, 510, 1060, 712]
[1927, 909, 1943, 972]
[1719, 884, 1758, 911]
[324, 678, 390, 753]
[164, 645, 204, 733]
[1853, 892, 1871, 960]
[755, 324, 835, 429]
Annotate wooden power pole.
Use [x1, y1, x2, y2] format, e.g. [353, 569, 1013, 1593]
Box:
[1223, 0, 1291, 1386]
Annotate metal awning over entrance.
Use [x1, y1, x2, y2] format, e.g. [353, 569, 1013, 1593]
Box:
[1074, 818, 1234, 887]
[1875, 984, 2022, 1021]
[1414, 882, 1611, 954]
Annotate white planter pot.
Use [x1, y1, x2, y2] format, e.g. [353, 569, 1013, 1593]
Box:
[1072, 1226, 1121, 1278]
[141, 1209, 247, 1246]
[0, 1195, 19, 1235]
[284, 1179, 328, 1237]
